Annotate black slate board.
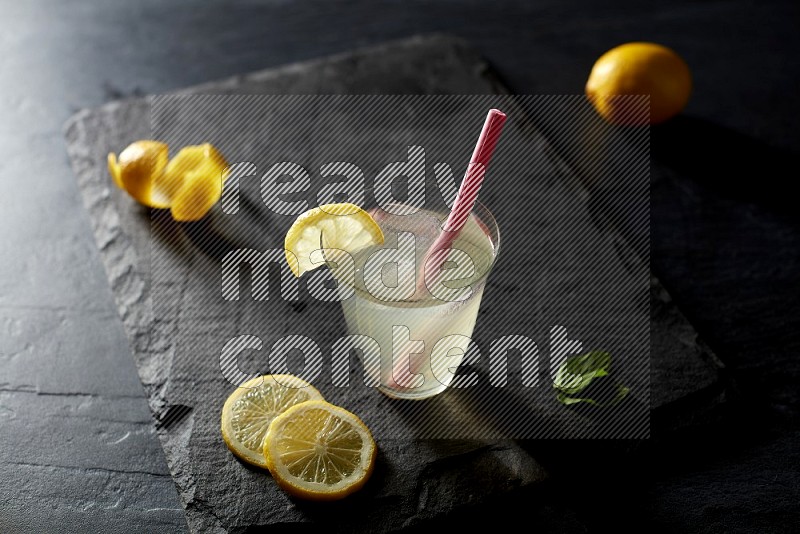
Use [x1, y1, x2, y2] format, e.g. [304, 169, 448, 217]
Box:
[63, 35, 725, 532]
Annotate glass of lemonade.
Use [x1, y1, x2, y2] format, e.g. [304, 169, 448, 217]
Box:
[335, 197, 500, 400]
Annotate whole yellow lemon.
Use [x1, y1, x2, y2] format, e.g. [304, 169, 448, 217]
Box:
[586, 42, 692, 125]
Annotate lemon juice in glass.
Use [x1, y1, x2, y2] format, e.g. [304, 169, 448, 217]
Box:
[284, 109, 506, 399]
[338, 201, 499, 399]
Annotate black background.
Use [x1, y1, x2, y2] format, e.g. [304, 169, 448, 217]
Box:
[1, 1, 799, 532]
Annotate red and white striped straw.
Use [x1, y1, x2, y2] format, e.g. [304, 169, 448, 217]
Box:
[418, 108, 507, 292]
[389, 109, 506, 391]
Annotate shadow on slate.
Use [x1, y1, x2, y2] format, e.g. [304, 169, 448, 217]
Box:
[518, 95, 732, 430]
[62, 34, 727, 533]
[652, 116, 800, 219]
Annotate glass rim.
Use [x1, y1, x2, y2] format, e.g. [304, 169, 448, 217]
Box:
[332, 194, 501, 306]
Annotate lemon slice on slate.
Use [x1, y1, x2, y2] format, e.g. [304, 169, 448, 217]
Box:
[221, 375, 324, 468]
[263, 400, 377, 500]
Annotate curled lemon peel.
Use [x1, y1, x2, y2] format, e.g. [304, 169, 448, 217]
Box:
[107, 141, 229, 220]
[107, 140, 170, 208]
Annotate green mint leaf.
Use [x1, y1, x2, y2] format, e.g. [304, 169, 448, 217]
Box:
[556, 384, 630, 407]
[553, 351, 613, 395]
[556, 392, 598, 406]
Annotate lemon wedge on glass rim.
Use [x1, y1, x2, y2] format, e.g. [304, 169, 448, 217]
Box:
[284, 203, 384, 277]
[220, 374, 324, 468]
[263, 400, 377, 501]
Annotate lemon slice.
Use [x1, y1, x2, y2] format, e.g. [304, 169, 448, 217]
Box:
[284, 203, 384, 277]
[263, 400, 376, 501]
[221, 375, 324, 468]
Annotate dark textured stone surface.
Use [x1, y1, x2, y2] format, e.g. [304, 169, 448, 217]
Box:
[62, 37, 553, 533]
[64, 34, 713, 532]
